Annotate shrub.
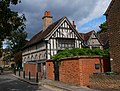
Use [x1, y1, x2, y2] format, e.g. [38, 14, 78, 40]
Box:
[52, 48, 109, 61]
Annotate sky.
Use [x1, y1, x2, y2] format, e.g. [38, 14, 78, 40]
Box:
[10, 0, 111, 39]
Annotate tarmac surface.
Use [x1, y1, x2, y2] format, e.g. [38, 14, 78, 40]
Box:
[0, 71, 52, 91]
[0, 71, 97, 91]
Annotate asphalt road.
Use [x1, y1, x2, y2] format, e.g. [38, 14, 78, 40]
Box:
[0, 71, 52, 91]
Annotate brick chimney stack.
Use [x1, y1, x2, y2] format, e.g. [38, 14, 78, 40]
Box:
[42, 11, 53, 31]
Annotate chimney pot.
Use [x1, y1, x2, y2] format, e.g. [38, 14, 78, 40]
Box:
[47, 11, 51, 16]
[44, 11, 51, 17]
[72, 21, 76, 29]
[44, 11, 47, 16]
[73, 21, 75, 25]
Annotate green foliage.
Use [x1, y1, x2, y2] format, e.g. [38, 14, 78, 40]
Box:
[14, 51, 22, 68]
[52, 48, 109, 61]
[0, 39, 2, 57]
[97, 21, 107, 34]
[0, 0, 25, 40]
[6, 30, 28, 54]
[3, 48, 12, 62]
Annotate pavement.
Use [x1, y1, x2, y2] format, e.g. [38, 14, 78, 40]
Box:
[12, 71, 97, 91]
[40, 79, 96, 91]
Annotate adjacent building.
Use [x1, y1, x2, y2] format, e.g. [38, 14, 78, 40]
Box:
[98, 32, 109, 49]
[79, 30, 103, 49]
[105, 0, 120, 73]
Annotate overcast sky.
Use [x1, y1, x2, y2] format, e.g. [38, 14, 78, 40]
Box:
[10, 0, 111, 39]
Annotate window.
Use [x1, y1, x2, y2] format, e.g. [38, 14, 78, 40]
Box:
[95, 64, 100, 69]
[58, 38, 75, 48]
[31, 55, 34, 60]
[35, 54, 38, 60]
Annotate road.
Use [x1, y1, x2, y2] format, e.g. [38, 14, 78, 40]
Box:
[0, 71, 52, 91]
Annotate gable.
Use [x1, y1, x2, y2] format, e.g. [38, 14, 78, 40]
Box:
[22, 17, 83, 50]
[45, 17, 82, 41]
[88, 32, 102, 46]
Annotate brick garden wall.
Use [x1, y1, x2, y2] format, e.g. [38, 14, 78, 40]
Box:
[46, 60, 54, 80]
[24, 63, 37, 77]
[81, 58, 103, 86]
[46, 56, 110, 86]
[90, 74, 120, 90]
[59, 57, 110, 86]
[106, 0, 120, 73]
[59, 59, 80, 86]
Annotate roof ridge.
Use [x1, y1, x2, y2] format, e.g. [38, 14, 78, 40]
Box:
[22, 17, 65, 49]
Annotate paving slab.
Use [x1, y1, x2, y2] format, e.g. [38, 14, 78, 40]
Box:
[40, 79, 98, 91]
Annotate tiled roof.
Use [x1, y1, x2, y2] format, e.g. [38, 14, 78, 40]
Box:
[105, 0, 115, 15]
[98, 32, 109, 46]
[22, 17, 64, 49]
[79, 30, 94, 42]
[79, 33, 85, 40]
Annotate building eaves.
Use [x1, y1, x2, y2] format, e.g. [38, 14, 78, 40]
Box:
[105, 0, 115, 15]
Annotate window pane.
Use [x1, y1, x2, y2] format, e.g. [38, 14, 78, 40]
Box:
[95, 64, 100, 69]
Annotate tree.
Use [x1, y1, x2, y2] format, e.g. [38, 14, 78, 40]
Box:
[3, 48, 11, 64]
[14, 51, 22, 69]
[0, 0, 27, 68]
[6, 30, 27, 54]
[0, 39, 2, 57]
[97, 21, 107, 34]
[5, 30, 27, 68]
[0, 0, 25, 41]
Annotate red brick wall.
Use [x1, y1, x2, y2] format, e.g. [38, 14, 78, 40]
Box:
[81, 58, 104, 86]
[106, 0, 120, 73]
[24, 63, 37, 77]
[59, 57, 110, 86]
[90, 75, 120, 90]
[46, 61, 54, 80]
[46, 56, 110, 86]
[24, 63, 28, 76]
[59, 59, 80, 86]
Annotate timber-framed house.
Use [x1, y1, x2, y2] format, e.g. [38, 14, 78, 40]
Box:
[22, 11, 84, 78]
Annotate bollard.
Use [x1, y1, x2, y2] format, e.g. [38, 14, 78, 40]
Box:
[19, 69, 20, 76]
[29, 71, 31, 80]
[36, 72, 38, 83]
[14, 69, 16, 75]
[23, 71, 25, 78]
[1, 68, 3, 73]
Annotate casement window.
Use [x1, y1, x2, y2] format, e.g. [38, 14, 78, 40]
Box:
[58, 38, 75, 48]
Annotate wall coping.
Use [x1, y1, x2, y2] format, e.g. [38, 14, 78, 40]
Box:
[46, 56, 109, 62]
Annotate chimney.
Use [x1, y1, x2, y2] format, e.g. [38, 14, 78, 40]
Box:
[42, 11, 53, 31]
[72, 21, 76, 29]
